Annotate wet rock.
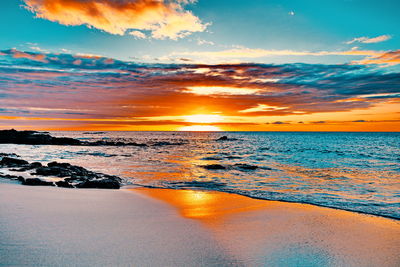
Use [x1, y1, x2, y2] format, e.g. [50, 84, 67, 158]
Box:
[234, 163, 258, 170]
[0, 129, 148, 147]
[0, 129, 81, 145]
[76, 179, 120, 189]
[30, 162, 43, 168]
[0, 173, 24, 181]
[200, 164, 226, 170]
[0, 154, 123, 189]
[10, 162, 43, 172]
[55, 180, 74, 188]
[22, 178, 54, 186]
[0, 157, 29, 167]
[216, 136, 237, 141]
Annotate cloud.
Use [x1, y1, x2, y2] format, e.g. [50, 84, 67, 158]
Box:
[272, 121, 290, 124]
[22, 0, 207, 39]
[184, 86, 262, 95]
[0, 49, 399, 130]
[239, 104, 288, 113]
[353, 50, 400, 66]
[129, 30, 146, 39]
[170, 47, 386, 63]
[197, 38, 214, 46]
[346, 35, 392, 44]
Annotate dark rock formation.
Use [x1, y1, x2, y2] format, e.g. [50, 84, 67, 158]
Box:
[234, 163, 258, 170]
[200, 164, 227, 170]
[22, 178, 54, 186]
[0, 155, 123, 189]
[75, 179, 120, 189]
[0, 129, 81, 145]
[216, 136, 238, 141]
[0, 157, 29, 167]
[10, 162, 43, 172]
[55, 180, 74, 188]
[0, 129, 147, 147]
[32, 161, 122, 189]
[0, 173, 24, 181]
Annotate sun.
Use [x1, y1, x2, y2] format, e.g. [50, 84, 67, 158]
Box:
[183, 114, 223, 123]
[179, 125, 222, 131]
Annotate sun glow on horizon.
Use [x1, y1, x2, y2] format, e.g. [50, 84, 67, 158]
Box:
[183, 114, 223, 123]
[179, 125, 222, 131]
[185, 86, 261, 95]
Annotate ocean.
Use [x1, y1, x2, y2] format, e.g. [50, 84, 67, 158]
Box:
[1, 131, 399, 219]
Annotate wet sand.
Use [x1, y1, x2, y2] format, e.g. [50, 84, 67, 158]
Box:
[1, 182, 399, 266]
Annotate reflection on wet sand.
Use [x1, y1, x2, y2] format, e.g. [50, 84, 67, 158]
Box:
[132, 188, 400, 267]
[133, 188, 271, 222]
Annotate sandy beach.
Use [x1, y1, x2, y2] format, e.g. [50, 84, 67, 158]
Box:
[1, 182, 399, 267]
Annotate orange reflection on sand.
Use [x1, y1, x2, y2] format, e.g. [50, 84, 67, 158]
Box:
[131, 187, 400, 266]
[133, 188, 270, 221]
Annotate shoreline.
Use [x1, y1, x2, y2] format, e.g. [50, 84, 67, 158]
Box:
[1, 182, 399, 266]
[127, 184, 400, 221]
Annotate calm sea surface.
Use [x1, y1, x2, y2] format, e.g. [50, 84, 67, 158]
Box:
[1, 131, 399, 219]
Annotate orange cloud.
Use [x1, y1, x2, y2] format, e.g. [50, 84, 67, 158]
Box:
[23, 0, 207, 39]
[353, 50, 400, 66]
[11, 49, 48, 63]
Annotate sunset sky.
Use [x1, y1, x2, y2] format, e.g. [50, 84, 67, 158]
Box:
[0, 0, 399, 131]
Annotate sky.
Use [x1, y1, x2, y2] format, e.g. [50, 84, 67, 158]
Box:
[0, 0, 399, 131]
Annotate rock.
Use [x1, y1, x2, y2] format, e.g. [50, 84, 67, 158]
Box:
[0, 154, 123, 189]
[0, 157, 29, 167]
[76, 179, 120, 189]
[200, 164, 226, 170]
[234, 163, 258, 170]
[10, 162, 43, 172]
[216, 136, 237, 141]
[30, 162, 43, 168]
[55, 180, 74, 188]
[0, 129, 148, 147]
[22, 178, 54, 186]
[0, 173, 24, 180]
[48, 161, 71, 168]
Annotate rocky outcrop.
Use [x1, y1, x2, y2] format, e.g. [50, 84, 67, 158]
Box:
[200, 164, 227, 170]
[216, 136, 238, 141]
[0, 129, 147, 147]
[22, 178, 54, 186]
[234, 163, 258, 170]
[0, 129, 81, 145]
[0, 155, 123, 189]
[0, 157, 29, 167]
[200, 163, 259, 171]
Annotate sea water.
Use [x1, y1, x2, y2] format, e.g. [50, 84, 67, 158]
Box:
[1, 131, 399, 219]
